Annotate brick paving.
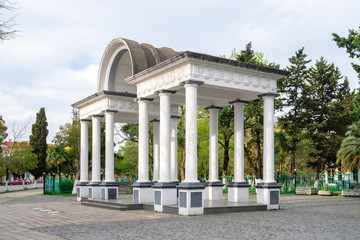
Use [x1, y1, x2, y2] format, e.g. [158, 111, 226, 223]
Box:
[0, 189, 359, 239]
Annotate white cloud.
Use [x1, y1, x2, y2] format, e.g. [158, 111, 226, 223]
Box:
[0, 0, 359, 142]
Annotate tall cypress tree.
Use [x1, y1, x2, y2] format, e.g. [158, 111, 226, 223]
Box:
[278, 48, 311, 175]
[30, 107, 49, 179]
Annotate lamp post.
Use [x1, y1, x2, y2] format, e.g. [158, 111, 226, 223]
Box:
[52, 173, 55, 193]
[43, 172, 46, 195]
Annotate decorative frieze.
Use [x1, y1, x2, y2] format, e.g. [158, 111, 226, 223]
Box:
[79, 96, 179, 120]
[135, 61, 277, 98]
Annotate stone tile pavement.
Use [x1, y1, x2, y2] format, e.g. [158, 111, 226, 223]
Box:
[0, 189, 175, 240]
[0, 189, 359, 239]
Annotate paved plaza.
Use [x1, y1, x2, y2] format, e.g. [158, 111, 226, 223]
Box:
[0, 189, 359, 240]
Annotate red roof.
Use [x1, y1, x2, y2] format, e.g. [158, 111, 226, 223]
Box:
[2, 141, 30, 147]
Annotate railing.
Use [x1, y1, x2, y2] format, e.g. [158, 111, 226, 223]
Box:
[44, 177, 74, 194]
[295, 173, 360, 192]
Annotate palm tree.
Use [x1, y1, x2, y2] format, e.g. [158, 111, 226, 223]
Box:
[46, 145, 68, 176]
[336, 124, 360, 172]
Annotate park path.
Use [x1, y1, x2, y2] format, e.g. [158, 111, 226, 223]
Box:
[0, 189, 175, 240]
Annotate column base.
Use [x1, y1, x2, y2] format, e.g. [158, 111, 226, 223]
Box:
[100, 182, 119, 200]
[132, 182, 154, 203]
[207, 181, 224, 201]
[203, 182, 209, 200]
[178, 183, 206, 216]
[256, 182, 281, 210]
[153, 182, 177, 212]
[228, 182, 250, 202]
[88, 182, 102, 200]
[76, 182, 89, 201]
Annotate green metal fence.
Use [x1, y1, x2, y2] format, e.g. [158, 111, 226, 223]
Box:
[277, 174, 295, 193]
[295, 173, 360, 192]
[44, 177, 75, 194]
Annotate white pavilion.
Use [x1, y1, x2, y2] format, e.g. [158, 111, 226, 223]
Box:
[72, 38, 288, 215]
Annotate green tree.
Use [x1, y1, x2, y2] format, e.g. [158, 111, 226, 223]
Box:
[226, 42, 280, 178]
[0, 115, 7, 149]
[218, 105, 234, 176]
[29, 108, 49, 179]
[278, 48, 311, 175]
[336, 124, 360, 171]
[46, 145, 68, 176]
[302, 57, 351, 173]
[7, 142, 38, 178]
[332, 26, 360, 79]
[53, 110, 80, 178]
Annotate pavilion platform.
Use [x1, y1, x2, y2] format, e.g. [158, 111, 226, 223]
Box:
[80, 194, 267, 214]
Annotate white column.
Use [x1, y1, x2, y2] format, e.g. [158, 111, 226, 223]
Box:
[170, 116, 179, 182]
[152, 120, 160, 182]
[91, 115, 101, 183]
[104, 110, 116, 182]
[184, 84, 199, 183]
[159, 92, 172, 182]
[137, 99, 150, 182]
[80, 120, 90, 183]
[262, 94, 277, 183]
[208, 107, 220, 182]
[233, 102, 245, 183]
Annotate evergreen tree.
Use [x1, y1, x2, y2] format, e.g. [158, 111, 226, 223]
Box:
[302, 58, 350, 173]
[332, 26, 360, 80]
[278, 48, 311, 175]
[29, 107, 49, 179]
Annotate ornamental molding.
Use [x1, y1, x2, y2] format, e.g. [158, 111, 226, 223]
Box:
[135, 60, 278, 98]
[79, 97, 178, 120]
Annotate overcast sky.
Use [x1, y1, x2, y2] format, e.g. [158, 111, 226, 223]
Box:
[0, 0, 359, 142]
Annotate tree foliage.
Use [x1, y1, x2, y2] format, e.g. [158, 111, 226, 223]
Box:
[278, 48, 311, 174]
[0, 115, 7, 150]
[53, 110, 80, 177]
[302, 58, 351, 172]
[333, 26, 360, 79]
[29, 108, 49, 179]
[47, 145, 68, 176]
[336, 124, 360, 171]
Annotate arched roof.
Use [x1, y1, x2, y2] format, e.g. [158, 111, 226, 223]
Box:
[97, 38, 179, 92]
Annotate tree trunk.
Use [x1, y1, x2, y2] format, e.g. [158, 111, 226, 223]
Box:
[180, 150, 185, 181]
[290, 151, 296, 176]
[222, 139, 230, 176]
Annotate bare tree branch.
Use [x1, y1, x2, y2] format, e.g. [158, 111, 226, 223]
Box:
[0, 0, 19, 41]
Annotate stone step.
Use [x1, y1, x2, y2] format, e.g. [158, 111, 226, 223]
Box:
[204, 204, 267, 214]
[84, 200, 143, 210]
[81, 201, 128, 211]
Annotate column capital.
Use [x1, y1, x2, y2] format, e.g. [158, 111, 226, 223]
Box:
[80, 119, 91, 122]
[154, 89, 176, 95]
[205, 105, 223, 110]
[103, 109, 118, 113]
[180, 80, 204, 86]
[228, 99, 249, 104]
[135, 97, 154, 102]
[258, 92, 280, 98]
[92, 114, 104, 118]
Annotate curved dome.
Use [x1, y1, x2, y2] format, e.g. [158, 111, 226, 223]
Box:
[97, 38, 179, 92]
